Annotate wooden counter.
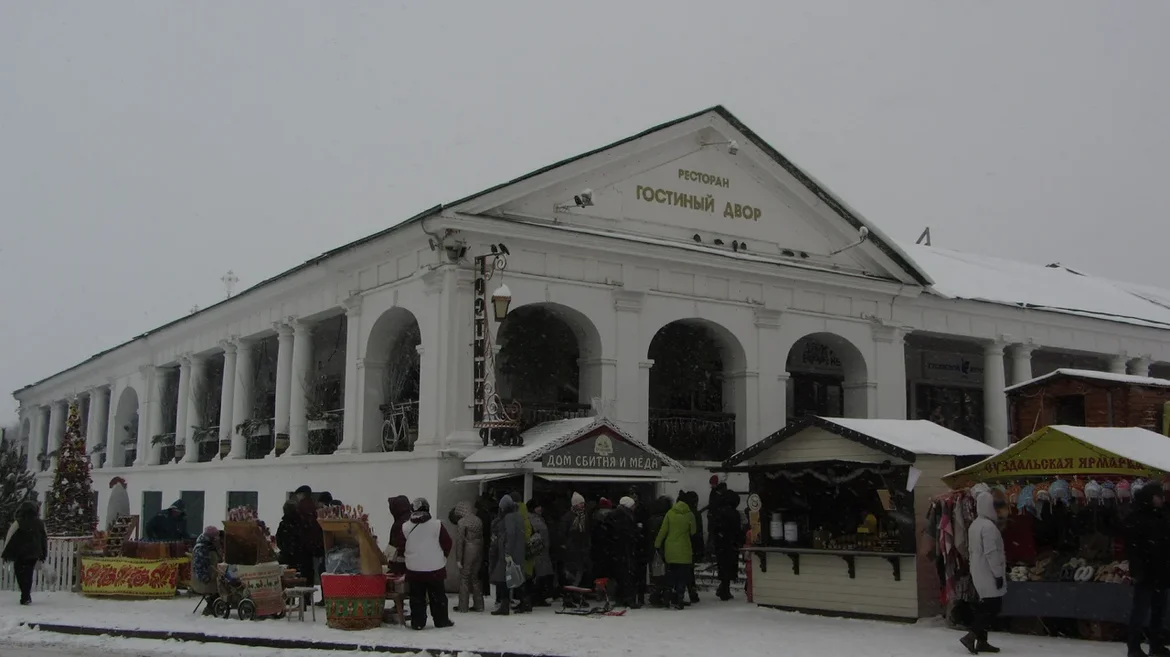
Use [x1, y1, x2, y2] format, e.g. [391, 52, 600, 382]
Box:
[744, 546, 919, 620]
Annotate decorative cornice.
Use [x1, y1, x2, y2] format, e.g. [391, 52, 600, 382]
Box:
[638, 359, 655, 370]
[724, 370, 759, 381]
[613, 289, 644, 313]
[342, 292, 363, 316]
[577, 358, 619, 367]
[753, 308, 782, 330]
[422, 267, 445, 296]
[218, 338, 238, 355]
[274, 321, 294, 338]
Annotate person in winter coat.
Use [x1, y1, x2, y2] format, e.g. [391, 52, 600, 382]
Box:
[655, 499, 697, 610]
[475, 495, 495, 601]
[591, 498, 615, 579]
[296, 496, 324, 586]
[387, 495, 412, 576]
[1125, 482, 1170, 657]
[708, 487, 744, 601]
[962, 491, 1007, 655]
[604, 497, 641, 608]
[559, 492, 592, 603]
[404, 498, 454, 630]
[452, 501, 485, 613]
[145, 499, 188, 541]
[191, 526, 222, 612]
[527, 500, 555, 606]
[2, 500, 48, 605]
[681, 490, 704, 604]
[490, 494, 530, 615]
[646, 496, 673, 607]
[275, 502, 302, 569]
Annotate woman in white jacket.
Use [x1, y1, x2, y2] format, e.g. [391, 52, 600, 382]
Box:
[963, 491, 1007, 654]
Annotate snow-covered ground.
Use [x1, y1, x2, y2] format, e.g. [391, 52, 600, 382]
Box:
[0, 591, 1125, 657]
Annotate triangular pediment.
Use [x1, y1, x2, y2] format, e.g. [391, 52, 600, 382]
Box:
[452, 107, 929, 285]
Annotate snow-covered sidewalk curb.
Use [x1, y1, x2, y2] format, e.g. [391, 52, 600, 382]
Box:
[0, 591, 1121, 657]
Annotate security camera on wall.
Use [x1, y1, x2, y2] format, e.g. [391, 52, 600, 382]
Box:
[728, 140, 739, 155]
[445, 242, 468, 262]
[574, 189, 593, 208]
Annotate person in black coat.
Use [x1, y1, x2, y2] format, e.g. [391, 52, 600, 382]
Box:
[145, 499, 188, 541]
[708, 486, 744, 601]
[604, 498, 641, 608]
[2, 501, 48, 605]
[1126, 482, 1170, 656]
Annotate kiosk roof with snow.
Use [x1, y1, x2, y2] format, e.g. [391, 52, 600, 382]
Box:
[721, 416, 996, 471]
[943, 425, 1170, 487]
[456, 417, 684, 487]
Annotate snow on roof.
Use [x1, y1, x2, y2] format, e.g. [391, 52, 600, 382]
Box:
[817, 417, 998, 457]
[898, 241, 1170, 330]
[463, 416, 684, 471]
[1051, 425, 1170, 474]
[1006, 368, 1170, 392]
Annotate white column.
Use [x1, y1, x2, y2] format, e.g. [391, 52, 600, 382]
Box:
[91, 386, 110, 468]
[1129, 355, 1152, 378]
[229, 339, 253, 460]
[1108, 352, 1129, 375]
[873, 325, 908, 419]
[218, 340, 238, 460]
[47, 401, 65, 470]
[983, 341, 1009, 448]
[414, 344, 437, 449]
[174, 356, 192, 463]
[357, 358, 388, 452]
[613, 290, 645, 440]
[725, 370, 758, 454]
[287, 320, 314, 456]
[145, 367, 166, 465]
[753, 309, 784, 439]
[181, 355, 207, 463]
[82, 389, 98, 465]
[27, 406, 45, 474]
[272, 322, 294, 454]
[1009, 342, 1036, 386]
[843, 382, 878, 418]
[339, 298, 363, 453]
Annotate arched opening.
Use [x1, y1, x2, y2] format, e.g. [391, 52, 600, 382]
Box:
[305, 314, 347, 455]
[496, 303, 603, 431]
[113, 387, 140, 469]
[786, 333, 869, 420]
[365, 307, 421, 452]
[191, 355, 224, 463]
[647, 319, 746, 462]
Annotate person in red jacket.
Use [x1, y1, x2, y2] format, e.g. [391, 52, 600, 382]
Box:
[404, 497, 454, 630]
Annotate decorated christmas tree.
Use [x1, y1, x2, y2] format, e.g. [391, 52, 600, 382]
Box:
[45, 401, 97, 536]
[0, 433, 37, 536]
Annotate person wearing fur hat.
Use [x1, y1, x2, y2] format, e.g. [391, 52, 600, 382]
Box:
[1125, 482, 1170, 657]
[559, 492, 592, 603]
[191, 526, 222, 613]
[404, 497, 454, 630]
[490, 494, 530, 615]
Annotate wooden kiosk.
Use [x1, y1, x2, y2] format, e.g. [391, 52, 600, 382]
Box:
[721, 417, 994, 621]
[317, 515, 391, 630]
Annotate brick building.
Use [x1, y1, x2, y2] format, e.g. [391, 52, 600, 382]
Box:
[1006, 368, 1170, 441]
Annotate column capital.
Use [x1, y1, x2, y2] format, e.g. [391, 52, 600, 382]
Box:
[274, 321, 295, 337]
[871, 323, 910, 344]
[638, 359, 655, 370]
[342, 293, 363, 317]
[355, 358, 388, 371]
[415, 344, 425, 356]
[137, 364, 153, 378]
[842, 381, 878, 392]
[231, 335, 252, 350]
[725, 370, 760, 381]
[777, 372, 792, 382]
[578, 357, 618, 368]
[753, 307, 782, 330]
[613, 289, 645, 313]
[983, 340, 1007, 357]
[1011, 339, 1037, 355]
[422, 267, 446, 296]
[290, 318, 313, 336]
[178, 353, 193, 368]
[218, 337, 238, 355]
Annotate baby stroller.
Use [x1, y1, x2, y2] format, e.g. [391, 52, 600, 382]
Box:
[209, 563, 285, 621]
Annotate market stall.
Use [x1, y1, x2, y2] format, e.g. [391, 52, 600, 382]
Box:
[318, 505, 388, 631]
[79, 538, 189, 599]
[458, 416, 685, 504]
[720, 416, 995, 621]
[940, 425, 1170, 633]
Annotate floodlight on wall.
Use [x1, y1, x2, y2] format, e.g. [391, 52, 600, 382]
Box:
[828, 226, 870, 256]
[555, 189, 594, 212]
[701, 139, 739, 155]
[491, 284, 512, 322]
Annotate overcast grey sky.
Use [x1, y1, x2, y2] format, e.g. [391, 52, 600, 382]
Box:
[3, 1, 1169, 421]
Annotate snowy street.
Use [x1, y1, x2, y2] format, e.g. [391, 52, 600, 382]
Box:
[0, 591, 1134, 657]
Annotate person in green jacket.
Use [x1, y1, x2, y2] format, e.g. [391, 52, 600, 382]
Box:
[654, 499, 697, 610]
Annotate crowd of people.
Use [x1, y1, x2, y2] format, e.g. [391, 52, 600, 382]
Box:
[376, 477, 747, 630]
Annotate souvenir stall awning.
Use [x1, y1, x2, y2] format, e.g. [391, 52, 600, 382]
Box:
[942, 425, 1170, 487]
[459, 416, 684, 484]
[722, 416, 997, 471]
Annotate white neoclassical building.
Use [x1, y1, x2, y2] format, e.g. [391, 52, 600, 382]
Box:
[15, 106, 1170, 534]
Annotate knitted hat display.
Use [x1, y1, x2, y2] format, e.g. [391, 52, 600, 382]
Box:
[1006, 484, 1022, 505]
[1034, 481, 1051, 503]
[1085, 480, 1102, 502]
[1101, 481, 1117, 502]
[1016, 484, 1035, 515]
[1048, 479, 1071, 505]
[1116, 479, 1132, 501]
[970, 483, 991, 498]
[1070, 478, 1087, 501]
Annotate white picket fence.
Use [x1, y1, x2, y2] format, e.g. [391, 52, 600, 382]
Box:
[0, 536, 89, 593]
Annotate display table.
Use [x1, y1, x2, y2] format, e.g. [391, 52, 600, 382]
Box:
[744, 546, 919, 620]
[1001, 581, 1165, 627]
[80, 555, 189, 598]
